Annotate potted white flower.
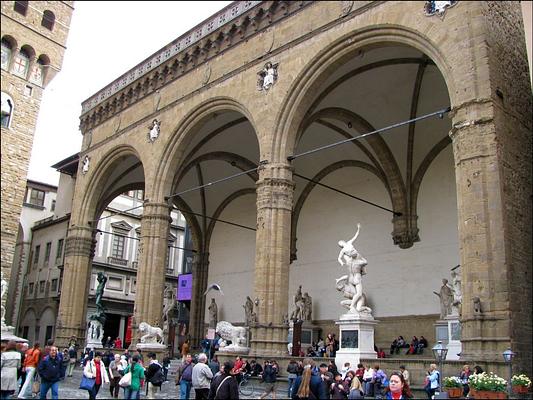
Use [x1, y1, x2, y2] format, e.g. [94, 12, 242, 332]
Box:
[511, 374, 531, 394]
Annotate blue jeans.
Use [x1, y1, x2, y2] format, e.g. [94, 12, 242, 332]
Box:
[40, 380, 59, 399]
[124, 387, 139, 400]
[288, 376, 296, 397]
[180, 380, 192, 400]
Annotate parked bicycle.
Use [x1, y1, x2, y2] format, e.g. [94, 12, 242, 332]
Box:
[238, 373, 255, 396]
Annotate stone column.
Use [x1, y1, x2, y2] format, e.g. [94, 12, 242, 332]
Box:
[55, 225, 97, 348]
[450, 101, 512, 362]
[188, 254, 209, 348]
[132, 202, 171, 346]
[250, 163, 294, 357]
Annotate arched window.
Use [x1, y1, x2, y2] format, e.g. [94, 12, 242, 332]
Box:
[12, 48, 30, 78]
[29, 55, 48, 85]
[41, 10, 55, 31]
[1, 92, 14, 128]
[1, 39, 12, 70]
[14, 0, 28, 16]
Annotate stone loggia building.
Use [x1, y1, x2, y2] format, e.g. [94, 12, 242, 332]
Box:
[56, 1, 531, 376]
[1, 1, 74, 322]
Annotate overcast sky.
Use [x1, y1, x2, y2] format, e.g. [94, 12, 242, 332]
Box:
[27, 1, 231, 186]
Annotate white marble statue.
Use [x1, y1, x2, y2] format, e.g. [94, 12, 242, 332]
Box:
[139, 321, 164, 344]
[1, 274, 8, 328]
[336, 223, 372, 317]
[208, 298, 218, 329]
[86, 319, 104, 345]
[450, 268, 462, 316]
[148, 119, 160, 142]
[216, 321, 248, 352]
[302, 292, 312, 321]
[243, 296, 254, 326]
[290, 285, 305, 321]
[82, 156, 90, 174]
[258, 62, 278, 91]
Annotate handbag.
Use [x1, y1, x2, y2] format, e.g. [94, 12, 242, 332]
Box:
[119, 371, 132, 387]
[32, 380, 40, 394]
[79, 375, 96, 391]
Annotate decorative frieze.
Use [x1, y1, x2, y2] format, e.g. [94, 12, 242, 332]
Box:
[79, 1, 313, 132]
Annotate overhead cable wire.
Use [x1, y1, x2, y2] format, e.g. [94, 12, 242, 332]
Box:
[165, 162, 266, 201]
[287, 107, 451, 161]
[169, 206, 256, 231]
[293, 172, 401, 216]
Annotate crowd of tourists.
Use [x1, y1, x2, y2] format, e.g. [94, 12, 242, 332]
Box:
[0, 338, 169, 400]
[286, 358, 413, 399]
[389, 335, 428, 356]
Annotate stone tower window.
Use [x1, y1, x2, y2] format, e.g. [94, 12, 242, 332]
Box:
[13, 0, 28, 16]
[30, 56, 47, 85]
[41, 10, 55, 31]
[1, 92, 14, 128]
[1, 39, 13, 70]
[12, 49, 30, 78]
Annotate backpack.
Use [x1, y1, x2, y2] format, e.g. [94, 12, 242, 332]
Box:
[150, 365, 165, 386]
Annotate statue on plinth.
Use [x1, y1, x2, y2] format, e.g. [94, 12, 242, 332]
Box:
[244, 296, 254, 326]
[290, 285, 306, 321]
[450, 267, 462, 316]
[162, 286, 176, 336]
[335, 223, 372, 317]
[208, 298, 218, 329]
[433, 278, 454, 319]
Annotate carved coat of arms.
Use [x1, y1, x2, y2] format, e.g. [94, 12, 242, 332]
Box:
[257, 62, 279, 91]
[424, 1, 458, 18]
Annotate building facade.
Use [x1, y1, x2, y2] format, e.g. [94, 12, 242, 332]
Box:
[54, 1, 531, 377]
[17, 155, 188, 350]
[5, 179, 58, 329]
[1, 1, 74, 320]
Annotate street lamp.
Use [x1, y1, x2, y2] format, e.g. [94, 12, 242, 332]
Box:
[503, 348, 515, 397]
[432, 341, 448, 392]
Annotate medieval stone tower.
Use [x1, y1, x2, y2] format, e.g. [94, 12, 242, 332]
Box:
[1, 1, 74, 323]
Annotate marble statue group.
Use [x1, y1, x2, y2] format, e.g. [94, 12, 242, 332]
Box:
[335, 223, 373, 318]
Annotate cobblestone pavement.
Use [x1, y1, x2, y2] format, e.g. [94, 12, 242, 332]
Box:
[24, 366, 289, 399]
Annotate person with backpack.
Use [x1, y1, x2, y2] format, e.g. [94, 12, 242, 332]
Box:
[145, 352, 165, 399]
[175, 353, 194, 400]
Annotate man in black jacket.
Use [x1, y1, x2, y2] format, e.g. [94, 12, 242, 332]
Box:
[260, 360, 278, 399]
[209, 361, 239, 399]
[145, 352, 164, 399]
[37, 346, 65, 399]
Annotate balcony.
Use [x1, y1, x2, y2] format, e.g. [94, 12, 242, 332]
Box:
[107, 256, 128, 267]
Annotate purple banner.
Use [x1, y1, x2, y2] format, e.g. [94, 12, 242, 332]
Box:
[177, 274, 192, 301]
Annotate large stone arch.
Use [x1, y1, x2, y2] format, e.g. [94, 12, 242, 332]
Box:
[76, 145, 145, 226]
[273, 25, 456, 163]
[154, 97, 259, 202]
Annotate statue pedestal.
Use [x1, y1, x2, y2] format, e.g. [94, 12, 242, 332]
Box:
[434, 317, 462, 360]
[218, 344, 249, 354]
[335, 314, 378, 368]
[1, 324, 28, 343]
[288, 320, 320, 356]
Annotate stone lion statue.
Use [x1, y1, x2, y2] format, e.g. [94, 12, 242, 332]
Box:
[216, 321, 247, 349]
[139, 322, 164, 344]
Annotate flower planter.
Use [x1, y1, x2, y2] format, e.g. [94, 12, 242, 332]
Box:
[513, 385, 530, 394]
[446, 387, 462, 398]
[470, 389, 507, 399]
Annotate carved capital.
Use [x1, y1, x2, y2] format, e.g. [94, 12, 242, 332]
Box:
[391, 214, 419, 249]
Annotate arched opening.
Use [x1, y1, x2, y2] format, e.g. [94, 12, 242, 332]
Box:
[285, 41, 457, 351]
[163, 101, 260, 345]
[41, 10, 55, 31]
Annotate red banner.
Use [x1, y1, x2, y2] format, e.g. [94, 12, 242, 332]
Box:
[125, 316, 132, 348]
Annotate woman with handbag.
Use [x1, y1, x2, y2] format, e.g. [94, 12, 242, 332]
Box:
[17, 342, 40, 399]
[82, 352, 109, 400]
[1, 341, 21, 400]
[122, 355, 145, 400]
